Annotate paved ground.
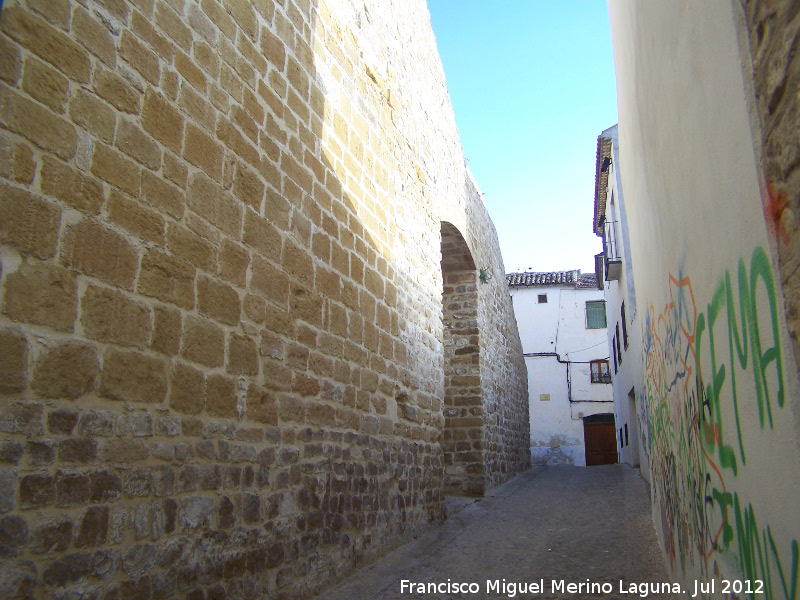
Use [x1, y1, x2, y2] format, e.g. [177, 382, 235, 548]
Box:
[314, 465, 674, 600]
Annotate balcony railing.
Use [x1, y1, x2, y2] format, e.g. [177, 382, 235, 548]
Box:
[604, 220, 622, 281]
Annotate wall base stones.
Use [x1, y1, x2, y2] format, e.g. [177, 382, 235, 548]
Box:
[0, 0, 528, 597]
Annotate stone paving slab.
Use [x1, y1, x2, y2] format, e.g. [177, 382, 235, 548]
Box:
[313, 465, 674, 600]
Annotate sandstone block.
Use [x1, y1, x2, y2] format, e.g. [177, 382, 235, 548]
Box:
[137, 248, 196, 310]
[115, 118, 162, 170]
[169, 362, 206, 415]
[68, 88, 116, 143]
[155, 1, 192, 51]
[73, 6, 116, 67]
[3, 263, 76, 331]
[61, 220, 139, 290]
[108, 190, 165, 244]
[100, 348, 168, 404]
[91, 142, 142, 196]
[142, 88, 183, 152]
[0, 85, 76, 159]
[40, 156, 104, 214]
[0, 35, 21, 85]
[151, 305, 182, 356]
[81, 285, 151, 348]
[247, 388, 277, 425]
[187, 172, 243, 238]
[21, 55, 69, 113]
[0, 328, 27, 394]
[0, 7, 91, 82]
[120, 29, 161, 84]
[142, 170, 185, 219]
[206, 374, 237, 418]
[219, 239, 249, 287]
[178, 495, 214, 529]
[42, 552, 92, 586]
[198, 275, 241, 325]
[0, 182, 61, 258]
[183, 122, 222, 180]
[227, 333, 259, 376]
[181, 316, 225, 368]
[32, 342, 98, 399]
[243, 209, 282, 262]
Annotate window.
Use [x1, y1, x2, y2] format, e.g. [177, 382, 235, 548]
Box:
[624, 423, 629, 447]
[612, 335, 618, 373]
[621, 302, 628, 349]
[538, 294, 547, 304]
[585, 300, 606, 328]
[590, 359, 611, 383]
[616, 323, 622, 366]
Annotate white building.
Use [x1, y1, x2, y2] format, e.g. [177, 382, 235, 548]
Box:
[507, 270, 615, 466]
[592, 124, 648, 479]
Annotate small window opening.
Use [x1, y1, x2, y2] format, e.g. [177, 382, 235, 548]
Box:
[538, 294, 547, 303]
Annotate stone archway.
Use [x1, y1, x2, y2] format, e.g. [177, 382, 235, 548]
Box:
[440, 221, 485, 496]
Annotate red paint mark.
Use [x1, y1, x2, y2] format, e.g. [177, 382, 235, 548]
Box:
[764, 178, 790, 245]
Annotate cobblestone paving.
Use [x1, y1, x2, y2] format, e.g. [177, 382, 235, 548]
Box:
[314, 465, 673, 600]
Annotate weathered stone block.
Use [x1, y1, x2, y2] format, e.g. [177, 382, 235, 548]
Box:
[61, 220, 139, 290]
[0, 182, 61, 258]
[227, 333, 259, 376]
[0, 327, 27, 394]
[29, 518, 72, 554]
[100, 348, 168, 404]
[181, 317, 225, 368]
[178, 496, 214, 529]
[55, 471, 90, 507]
[75, 506, 109, 548]
[206, 374, 237, 418]
[197, 275, 241, 325]
[0, 83, 77, 159]
[58, 438, 97, 464]
[31, 342, 98, 399]
[40, 156, 104, 214]
[0, 402, 43, 437]
[81, 285, 151, 348]
[0, 515, 28, 557]
[19, 473, 54, 509]
[89, 470, 122, 503]
[138, 248, 196, 310]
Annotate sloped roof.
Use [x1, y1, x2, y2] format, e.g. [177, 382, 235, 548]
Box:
[593, 135, 613, 236]
[506, 270, 577, 287]
[576, 273, 598, 289]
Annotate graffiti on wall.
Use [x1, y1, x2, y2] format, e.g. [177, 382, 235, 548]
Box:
[642, 246, 798, 600]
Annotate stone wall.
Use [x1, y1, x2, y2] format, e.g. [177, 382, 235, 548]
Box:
[0, 0, 529, 597]
[739, 0, 800, 376]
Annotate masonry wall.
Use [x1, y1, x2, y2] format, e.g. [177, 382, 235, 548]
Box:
[609, 1, 800, 597]
[0, 0, 529, 598]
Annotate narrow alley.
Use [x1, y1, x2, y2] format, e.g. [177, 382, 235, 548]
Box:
[315, 465, 670, 600]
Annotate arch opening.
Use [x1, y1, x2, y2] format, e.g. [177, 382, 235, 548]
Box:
[440, 222, 484, 496]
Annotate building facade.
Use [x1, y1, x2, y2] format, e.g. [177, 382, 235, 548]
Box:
[507, 270, 615, 467]
[609, 1, 800, 596]
[592, 124, 647, 478]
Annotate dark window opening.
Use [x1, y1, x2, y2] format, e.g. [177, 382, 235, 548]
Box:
[615, 323, 622, 365]
[624, 423, 629, 447]
[621, 302, 628, 349]
[612, 335, 618, 373]
[538, 294, 547, 304]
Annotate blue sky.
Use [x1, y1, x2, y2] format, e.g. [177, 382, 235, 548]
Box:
[427, 1, 618, 275]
